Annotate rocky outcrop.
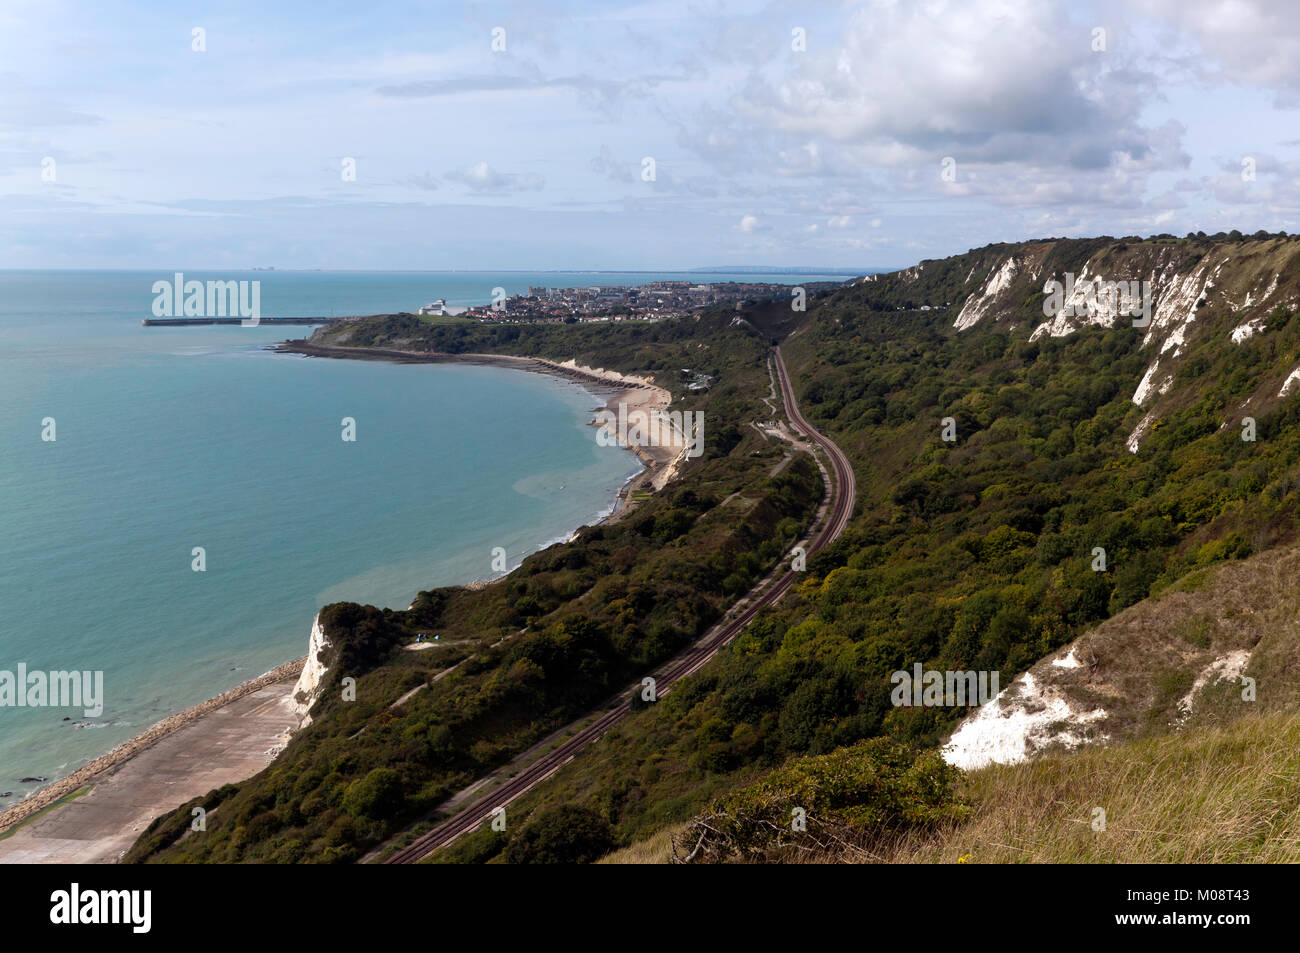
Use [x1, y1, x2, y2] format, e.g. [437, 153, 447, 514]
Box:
[291, 613, 331, 728]
[953, 256, 1021, 331]
[943, 668, 1109, 771]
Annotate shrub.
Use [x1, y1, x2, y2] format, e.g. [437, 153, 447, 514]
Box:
[341, 768, 405, 819]
[504, 805, 616, 864]
[675, 738, 967, 862]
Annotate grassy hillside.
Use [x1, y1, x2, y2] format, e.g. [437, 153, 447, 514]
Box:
[876, 712, 1300, 864]
[939, 540, 1300, 768]
[604, 539, 1300, 863]
[429, 235, 1300, 864]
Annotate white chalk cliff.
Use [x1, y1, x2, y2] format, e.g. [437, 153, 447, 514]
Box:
[291, 613, 331, 729]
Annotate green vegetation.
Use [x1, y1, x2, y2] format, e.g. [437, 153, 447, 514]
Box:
[675, 738, 967, 862]
[313, 310, 756, 398]
[432, 236, 1300, 863]
[503, 805, 616, 864]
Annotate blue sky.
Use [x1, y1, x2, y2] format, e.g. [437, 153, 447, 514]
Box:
[5, 0, 1300, 270]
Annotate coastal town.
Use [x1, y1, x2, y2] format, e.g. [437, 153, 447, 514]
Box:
[419, 279, 847, 323]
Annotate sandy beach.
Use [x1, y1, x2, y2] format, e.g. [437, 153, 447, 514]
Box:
[531, 356, 688, 497]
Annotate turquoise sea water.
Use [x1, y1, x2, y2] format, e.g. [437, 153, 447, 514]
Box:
[0, 269, 844, 801]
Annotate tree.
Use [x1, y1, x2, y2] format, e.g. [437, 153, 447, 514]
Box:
[341, 768, 404, 819]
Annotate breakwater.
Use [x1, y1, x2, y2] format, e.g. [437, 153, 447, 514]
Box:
[141, 316, 350, 326]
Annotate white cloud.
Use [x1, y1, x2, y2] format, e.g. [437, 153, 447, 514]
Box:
[444, 161, 545, 194]
[673, 0, 1192, 219]
[1135, 0, 1300, 105]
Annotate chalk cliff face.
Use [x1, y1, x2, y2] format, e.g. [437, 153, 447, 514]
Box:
[291, 613, 331, 728]
[953, 255, 1021, 331]
[550, 357, 658, 390]
[855, 235, 1300, 454]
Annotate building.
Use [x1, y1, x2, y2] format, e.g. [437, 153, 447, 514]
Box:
[419, 298, 468, 317]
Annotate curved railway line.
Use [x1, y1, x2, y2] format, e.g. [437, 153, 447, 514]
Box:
[382, 345, 855, 863]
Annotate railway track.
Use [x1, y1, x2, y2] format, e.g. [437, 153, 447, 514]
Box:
[382, 345, 855, 863]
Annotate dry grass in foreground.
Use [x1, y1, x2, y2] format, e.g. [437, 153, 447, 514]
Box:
[597, 824, 685, 864]
[849, 710, 1300, 864]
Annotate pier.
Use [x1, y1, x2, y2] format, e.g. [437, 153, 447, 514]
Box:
[141, 316, 361, 327]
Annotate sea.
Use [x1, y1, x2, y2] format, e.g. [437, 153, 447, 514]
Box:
[0, 269, 850, 801]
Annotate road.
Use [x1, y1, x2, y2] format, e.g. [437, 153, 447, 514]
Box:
[381, 345, 855, 863]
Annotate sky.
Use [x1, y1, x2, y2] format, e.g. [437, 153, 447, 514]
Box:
[5, 0, 1300, 271]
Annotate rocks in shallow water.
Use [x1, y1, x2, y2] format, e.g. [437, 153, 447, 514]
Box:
[18, 776, 46, 783]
